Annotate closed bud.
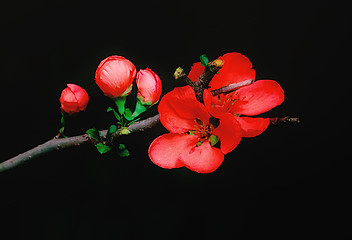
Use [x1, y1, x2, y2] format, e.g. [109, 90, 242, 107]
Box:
[136, 68, 162, 106]
[59, 84, 89, 115]
[95, 55, 137, 98]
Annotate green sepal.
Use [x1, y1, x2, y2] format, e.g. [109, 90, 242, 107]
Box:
[95, 143, 112, 154]
[124, 108, 134, 121]
[118, 144, 130, 157]
[113, 96, 127, 116]
[200, 54, 209, 67]
[86, 128, 102, 142]
[106, 124, 118, 140]
[107, 107, 121, 122]
[132, 98, 149, 118]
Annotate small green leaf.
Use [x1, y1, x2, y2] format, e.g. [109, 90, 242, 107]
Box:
[124, 108, 134, 121]
[95, 143, 112, 154]
[118, 148, 130, 157]
[107, 107, 121, 122]
[106, 125, 118, 140]
[86, 128, 102, 142]
[118, 144, 126, 150]
[200, 54, 209, 67]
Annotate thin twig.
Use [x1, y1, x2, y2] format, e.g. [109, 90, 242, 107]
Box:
[210, 79, 254, 96]
[270, 116, 300, 124]
[0, 114, 160, 172]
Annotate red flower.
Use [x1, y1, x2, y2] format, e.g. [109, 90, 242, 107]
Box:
[136, 68, 162, 106]
[188, 52, 256, 90]
[189, 52, 285, 137]
[148, 86, 242, 173]
[95, 55, 137, 98]
[59, 84, 89, 115]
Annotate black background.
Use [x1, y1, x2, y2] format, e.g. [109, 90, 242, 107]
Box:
[1, 0, 351, 239]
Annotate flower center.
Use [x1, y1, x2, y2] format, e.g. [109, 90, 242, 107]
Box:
[215, 92, 246, 114]
[187, 117, 220, 146]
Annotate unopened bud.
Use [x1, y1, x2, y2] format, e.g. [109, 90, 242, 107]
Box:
[59, 84, 89, 115]
[136, 68, 162, 106]
[95, 55, 136, 98]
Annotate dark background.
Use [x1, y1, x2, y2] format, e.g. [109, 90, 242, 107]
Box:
[1, 0, 350, 239]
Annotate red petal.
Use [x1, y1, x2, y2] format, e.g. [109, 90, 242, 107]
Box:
[59, 87, 80, 114]
[203, 89, 228, 119]
[180, 141, 224, 173]
[148, 133, 198, 169]
[233, 80, 285, 116]
[213, 113, 242, 154]
[158, 86, 210, 133]
[188, 62, 205, 83]
[209, 52, 256, 90]
[234, 116, 270, 137]
[67, 84, 89, 111]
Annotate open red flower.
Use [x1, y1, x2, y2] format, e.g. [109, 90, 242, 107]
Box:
[189, 52, 285, 137]
[148, 86, 242, 173]
[188, 52, 256, 90]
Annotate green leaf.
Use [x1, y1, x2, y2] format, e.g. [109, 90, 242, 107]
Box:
[86, 128, 102, 142]
[95, 143, 112, 154]
[107, 107, 121, 122]
[118, 148, 130, 157]
[124, 108, 134, 121]
[117, 144, 129, 157]
[200, 54, 209, 67]
[106, 124, 118, 140]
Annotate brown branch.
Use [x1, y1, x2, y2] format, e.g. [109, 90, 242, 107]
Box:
[194, 59, 224, 102]
[174, 59, 225, 102]
[173, 67, 195, 88]
[0, 114, 160, 172]
[210, 79, 254, 96]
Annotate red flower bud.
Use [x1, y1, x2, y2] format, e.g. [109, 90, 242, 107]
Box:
[59, 84, 89, 115]
[95, 55, 137, 98]
[136, 68, 162, 105]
